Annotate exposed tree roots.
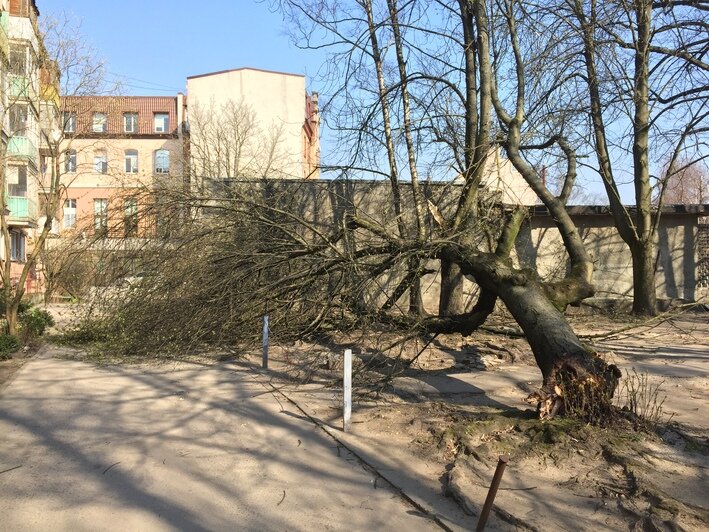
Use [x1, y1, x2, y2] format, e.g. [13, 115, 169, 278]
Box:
[526, 353, 621, 422]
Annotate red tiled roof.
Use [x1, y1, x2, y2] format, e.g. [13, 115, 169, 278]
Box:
[62, 96, 178, 135]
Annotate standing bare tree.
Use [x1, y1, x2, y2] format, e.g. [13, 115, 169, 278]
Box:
[658, 160, 709, 205]
[189, 98, 288, 183]
[525, 0, 709, 315]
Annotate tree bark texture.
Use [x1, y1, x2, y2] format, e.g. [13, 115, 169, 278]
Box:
[631, 240, 657, 316]
[439, 259, 466, 316]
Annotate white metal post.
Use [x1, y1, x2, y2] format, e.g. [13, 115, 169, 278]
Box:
[343, 348, 352, 432]
[262, 315, 269, 369]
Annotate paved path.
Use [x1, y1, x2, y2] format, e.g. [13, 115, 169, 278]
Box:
[0, 350, 440, 531]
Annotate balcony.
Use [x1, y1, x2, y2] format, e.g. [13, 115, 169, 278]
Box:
[8, 74, 37, 100]
[0, 12, 8, 63]
[6, 196, 38, 225]
[7, 136, 38, 164]
[41, 83, 60, 108]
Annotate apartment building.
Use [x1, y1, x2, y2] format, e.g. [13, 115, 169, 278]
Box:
[59, 68, 320, 240]
[58, 95, 185, 239]
[1, 0, 58, 292]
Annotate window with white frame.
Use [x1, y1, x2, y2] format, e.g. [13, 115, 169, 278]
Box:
[62, 111, 76, 133]
[124, 112, 138, 133]
[9, 43, 28, 76]
[92, 112, 107, 133]
[154, 113, 169, 133]
[64, 199, 77, 229]
[9, 104, 28, 136]
[8, 165, 27, 197]
[124, 149, 138, 173]
[94, 198, 108, 236]
[10, 231, 26, 262]
[154, 149, 170, 174]
[94, 150, 108, 174]
[65, 149, 77, 173]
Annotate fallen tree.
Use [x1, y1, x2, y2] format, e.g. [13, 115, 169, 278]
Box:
[85, 0, 626, 419]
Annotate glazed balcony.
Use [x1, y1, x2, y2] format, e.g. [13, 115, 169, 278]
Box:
[7, 136, 37, 164]
[6, 196, 37, 225]
[8, 73, 37, 101]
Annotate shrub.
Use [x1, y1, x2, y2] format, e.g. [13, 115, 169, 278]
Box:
[19, 307, 56, 338]
[0, 334, 20, 360]
[616, 368, 670, 426]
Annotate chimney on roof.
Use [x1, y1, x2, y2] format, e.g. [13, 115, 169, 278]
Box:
[177, 92, 185, 139]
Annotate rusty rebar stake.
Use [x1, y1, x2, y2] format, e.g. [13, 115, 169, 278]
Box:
[476, 455, 509, 531]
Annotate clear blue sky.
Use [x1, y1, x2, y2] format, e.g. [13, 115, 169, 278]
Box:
[37, 0, 326, 96]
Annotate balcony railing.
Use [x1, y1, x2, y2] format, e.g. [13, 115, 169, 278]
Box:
[8, 74, 38, 100]
[6, 196, 38, 224]
[7, 136, 38, 164]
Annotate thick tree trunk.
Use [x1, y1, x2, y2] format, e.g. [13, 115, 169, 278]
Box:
[6, 301, 19, 336]
[494, 276, 620, 420]
[409, 275, 424, 316]
[439, 259, 465, 316]
[496, 280, 592, 383]
[445, 236, 619, 419]
[631, 241, 657, 316]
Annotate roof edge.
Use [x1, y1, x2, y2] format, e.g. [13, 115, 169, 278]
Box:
[187, 67, 305, 80]
[528, 204, 709, 216]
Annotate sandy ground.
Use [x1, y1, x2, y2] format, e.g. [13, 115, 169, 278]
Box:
[255, 313, 709, 531]
[0, 308, 706, 530]
[0, 348, 443, 531]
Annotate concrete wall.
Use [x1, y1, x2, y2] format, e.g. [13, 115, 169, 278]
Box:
[694, 223, 709, 301]
[516, 212, 700, 302]
[222, 179, 706, 312]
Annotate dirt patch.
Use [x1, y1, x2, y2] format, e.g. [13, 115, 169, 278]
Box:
[259, 312, 709, 530]
[438, 412, 708, 530]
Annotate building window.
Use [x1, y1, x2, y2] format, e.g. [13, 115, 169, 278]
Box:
[64, 199, 77, 229]
[154, 113, 169, 133]
[9, 44, 28, 76]
[65, 149, 77, 173]
[8, 166, 28, 197]
[154, 149, 170, 174]
[62, 111, 76, 133]
[124, 149, 138, 173]
[92, 112, 107, 133]
[10, 231, 26, 262]
[124, 197, 138, 237]
[94, 198, 108, 236]
[94, 150, 108, 174]
[124, 112, 138, 133]
[9, 105, 28, 136]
